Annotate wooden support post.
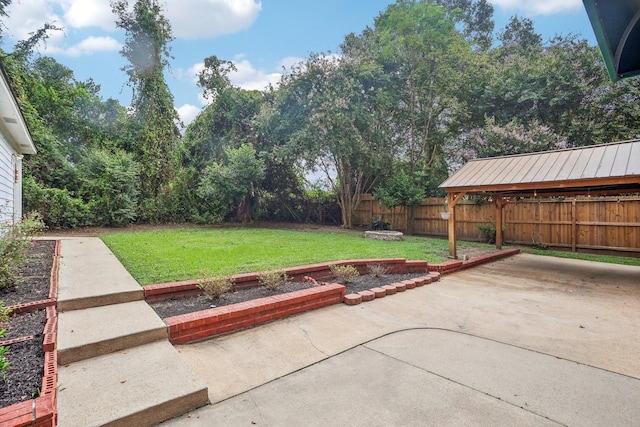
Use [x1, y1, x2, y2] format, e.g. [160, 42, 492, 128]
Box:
[448, 203, 457, 258]
[446, 192, 466, 259]
[495, 197, 503, 250]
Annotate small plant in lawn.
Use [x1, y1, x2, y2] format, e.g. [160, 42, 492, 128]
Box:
[258, 269, 290, 291]
[330, 264, 360, 283]
[0, 204, 45, 290]
[531, 236, 549, 250]
[367, 263, 390, 277]
[197, 274, 234, 299]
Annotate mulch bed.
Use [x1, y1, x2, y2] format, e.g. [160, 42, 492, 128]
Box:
[150, 272, 427, 319]
[0, 240, 55, 408]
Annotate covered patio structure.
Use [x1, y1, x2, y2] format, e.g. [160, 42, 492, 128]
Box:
[439, 140, 640, 258]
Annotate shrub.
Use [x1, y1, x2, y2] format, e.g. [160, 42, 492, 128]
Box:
[197, 274, 234, 299]
[0, 329, 9, 380]
[476, 222, 504, 244]
[79, 149, 140, 227]
[329, 264, 360, 283]
[258, 269, 290, 290]
[0, 207, 45, 290]
[23, 176, 90, 229]
[367, 263, 390, 277]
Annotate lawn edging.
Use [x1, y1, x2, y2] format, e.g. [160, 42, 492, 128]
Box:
[428, 248, 521, 274]
[153, 250, 520, 345]
[165, 283, 346, 344]
[0, 240, 59, 427]
[144, 258, 429, 303]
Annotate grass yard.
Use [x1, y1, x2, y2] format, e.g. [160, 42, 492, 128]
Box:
[521, 248, 640, 267]
[100, 227, 492, 285]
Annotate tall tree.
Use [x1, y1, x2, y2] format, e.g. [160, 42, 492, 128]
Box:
[112, 0, 180, 222]
[372, 0, 471, 196]
[268, 53, 394, 228]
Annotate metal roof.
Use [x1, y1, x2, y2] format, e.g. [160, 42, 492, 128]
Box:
[440, 140, 640, 196]
[582, 0, 640, 82]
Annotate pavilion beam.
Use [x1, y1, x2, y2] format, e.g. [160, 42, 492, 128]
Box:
[447, 192, 466, 258]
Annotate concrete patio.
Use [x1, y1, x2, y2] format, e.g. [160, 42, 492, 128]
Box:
[162, 253, 640, 426]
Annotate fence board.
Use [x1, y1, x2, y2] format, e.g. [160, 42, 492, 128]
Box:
[353, 195, 640, 253]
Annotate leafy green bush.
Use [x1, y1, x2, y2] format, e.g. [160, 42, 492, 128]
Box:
[0, 329, 10, 380]
[476, 222, 500, 244]
[258, 269, 290, 290]
[23, 176, 90, 229]
[197, 274, 235, 299]
[0, 208, 45, 290]
[329, 264, 360, 283]
[80, 149, 140, 227]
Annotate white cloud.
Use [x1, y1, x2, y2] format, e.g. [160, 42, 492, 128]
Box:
[177, 104, 202, 126]
[229, 58, 281, 91]
[3, 0, 60, 41]
[164, 0, 262, 39]
[489, 0, 582, 15]
[64, 36, 121, 57]
[278, 56, 305, 71]
[62, 0, 115, 31]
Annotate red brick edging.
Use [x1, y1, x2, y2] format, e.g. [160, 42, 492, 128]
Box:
[344, 272, 441, 306]
[0, 240, 60, 427]
[428, 248, 521, 274]
[145, 258, 429, 303]
[165, 283, 346, 344]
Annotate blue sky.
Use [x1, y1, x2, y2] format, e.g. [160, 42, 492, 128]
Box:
[1, 0, 597, 125]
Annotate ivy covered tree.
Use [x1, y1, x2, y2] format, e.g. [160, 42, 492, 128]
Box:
[112, 0, 180, 222]
[196, 144, 265, 223]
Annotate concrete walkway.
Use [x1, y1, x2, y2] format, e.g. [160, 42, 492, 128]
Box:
[51, 236, 640, 426]
[54, 238, 208, 427]
[162, 254, 640, 426]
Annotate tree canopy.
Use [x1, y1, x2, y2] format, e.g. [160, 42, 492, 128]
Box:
[2, 0, 638, 230]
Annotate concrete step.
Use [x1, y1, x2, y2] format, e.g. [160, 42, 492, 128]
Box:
[58, 300, 168, 365]
[57, 340, 209, 427]
[57, 238, 144, 311]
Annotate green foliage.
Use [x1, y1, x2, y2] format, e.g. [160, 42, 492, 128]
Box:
[23, 176, 90, 229]
[258, 269, 290, 291]
[0, 329, 10, 380]
[0, 301, 9, 322]
[329, 264, 360, 283]
[112, 0, 180, 222]
[531, 236, 549, 250]
[0, 207, 45, 289]
[476, 222, 504, 244]
[197, 144, 265, 223]
[197, 274, 234, 300]
[79, 149, 140, 227]
[374, 167, 426, 211]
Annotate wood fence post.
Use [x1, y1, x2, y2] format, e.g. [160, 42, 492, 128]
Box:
[571, 199, 577, 252]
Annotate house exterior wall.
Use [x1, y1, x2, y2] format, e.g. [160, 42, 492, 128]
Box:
[0, 131, 17, 224]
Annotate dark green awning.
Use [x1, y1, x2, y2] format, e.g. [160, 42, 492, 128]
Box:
[583, 0, 640, 81]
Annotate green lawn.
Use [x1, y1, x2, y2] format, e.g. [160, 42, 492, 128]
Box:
[521, 248, 640, 267]
[100, 227, 489, 285]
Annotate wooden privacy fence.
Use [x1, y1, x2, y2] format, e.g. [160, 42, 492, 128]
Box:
[353, 194, 640, 253]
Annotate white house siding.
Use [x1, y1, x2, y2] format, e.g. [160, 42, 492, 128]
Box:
[0, 132, 16, 224]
